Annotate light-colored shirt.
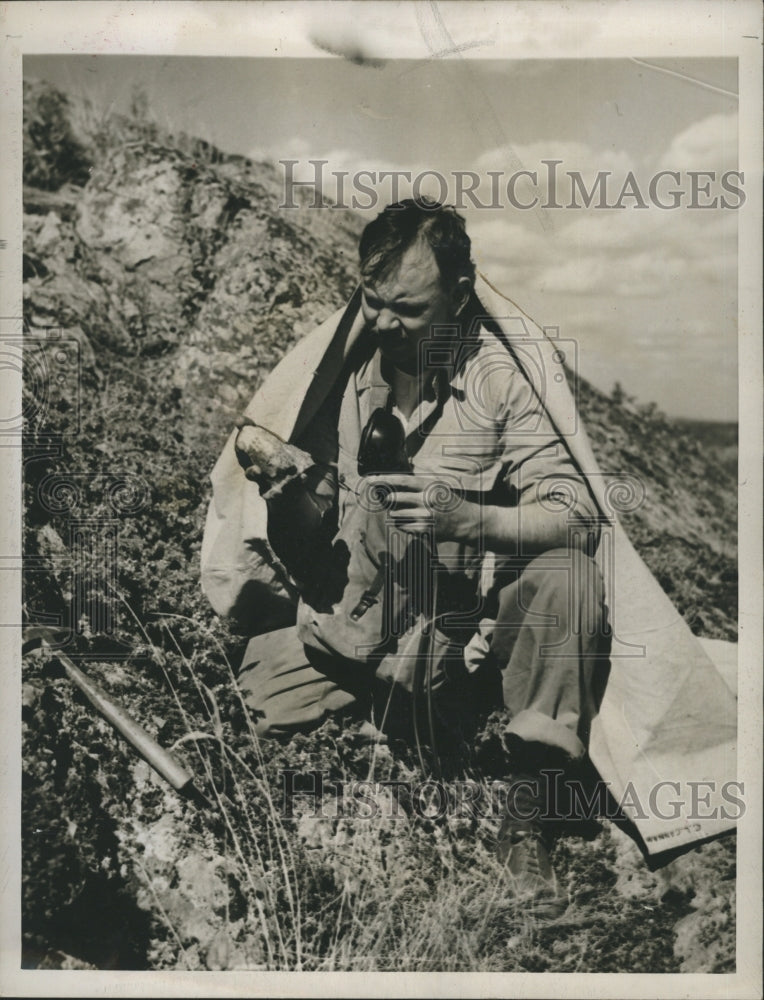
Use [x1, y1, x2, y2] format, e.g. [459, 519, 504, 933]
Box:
[295, 326, 600, 675]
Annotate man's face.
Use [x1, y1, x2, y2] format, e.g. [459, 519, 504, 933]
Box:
[360, 239, 466, 374]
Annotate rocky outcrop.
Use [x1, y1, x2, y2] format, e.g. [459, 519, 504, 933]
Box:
[23, 77, 363, 455]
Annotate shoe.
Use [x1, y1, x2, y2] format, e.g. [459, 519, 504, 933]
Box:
[234, 420, 315, 497]
[497, 816, 568, 920]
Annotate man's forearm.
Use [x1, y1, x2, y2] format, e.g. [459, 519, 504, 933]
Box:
[374, 474, 599, 554]
[459, 500, 593, 555]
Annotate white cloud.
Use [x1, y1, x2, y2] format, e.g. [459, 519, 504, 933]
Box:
[476, 139, 634, 179]
[467, 191, 737, 304]
[658, 112, 738, 173]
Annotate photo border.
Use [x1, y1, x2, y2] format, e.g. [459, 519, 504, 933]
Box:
[1, 2, 761, 997]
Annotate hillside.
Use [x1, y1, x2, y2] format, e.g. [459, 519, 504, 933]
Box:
[20, 79, 737, 972]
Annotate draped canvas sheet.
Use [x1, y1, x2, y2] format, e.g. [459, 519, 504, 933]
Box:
[201, 277, 738, 854]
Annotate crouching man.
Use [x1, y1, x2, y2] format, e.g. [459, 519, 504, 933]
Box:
[203, 199, 612, 917]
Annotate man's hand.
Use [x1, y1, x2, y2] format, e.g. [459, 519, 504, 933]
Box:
[365, 475, 594, 555]
[365, 474, 477, 543]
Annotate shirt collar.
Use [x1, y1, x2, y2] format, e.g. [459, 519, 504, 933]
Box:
[356, 328, 484, 399]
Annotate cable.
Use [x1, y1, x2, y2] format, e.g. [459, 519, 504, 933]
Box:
[412, 537, 442, 781]
[629, 58, 739, 100]
[411, 649, 428, 776]
[425, 569, 442, 781]
[477, 269, 549, 337]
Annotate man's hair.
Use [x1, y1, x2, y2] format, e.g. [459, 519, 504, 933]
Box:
[358, 198, 476, 291]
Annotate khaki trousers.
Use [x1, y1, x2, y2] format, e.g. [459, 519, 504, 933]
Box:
[238, 547, 610, 759]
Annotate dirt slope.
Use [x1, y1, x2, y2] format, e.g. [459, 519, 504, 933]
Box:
[20, 79, 737, 972]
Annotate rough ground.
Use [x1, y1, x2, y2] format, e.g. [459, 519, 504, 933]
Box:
[20, 80, 737, 972]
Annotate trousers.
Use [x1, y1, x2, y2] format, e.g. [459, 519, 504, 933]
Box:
[238, 546, 610, 760]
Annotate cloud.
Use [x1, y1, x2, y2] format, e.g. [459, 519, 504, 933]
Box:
[467, 194, 737, 303]
[476, 140, 634, 179]
[658, 112, 738, 173]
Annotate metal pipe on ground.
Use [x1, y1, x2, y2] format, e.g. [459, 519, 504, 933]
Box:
[22, 627, 213, 808]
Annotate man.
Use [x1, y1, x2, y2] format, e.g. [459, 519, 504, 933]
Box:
[218, 199, 611, 917]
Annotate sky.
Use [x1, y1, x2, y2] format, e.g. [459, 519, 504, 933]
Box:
[25, 53, 739, 420]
